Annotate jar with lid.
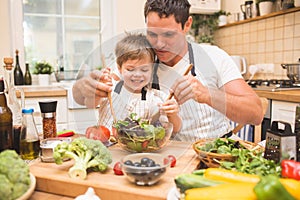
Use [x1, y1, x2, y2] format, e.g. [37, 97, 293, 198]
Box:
[20, 108, 40, 160]
[39, 101, 57, 139]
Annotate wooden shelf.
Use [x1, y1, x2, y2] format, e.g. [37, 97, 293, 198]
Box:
[220, 7, 300, 28]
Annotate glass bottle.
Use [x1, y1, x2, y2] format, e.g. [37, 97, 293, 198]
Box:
[24, 63, 32, 85]
[0, 77, 13, 152]
[20, 108, 40, 160]
[14, 50, 24, 85]
[3, 57, 25, 154]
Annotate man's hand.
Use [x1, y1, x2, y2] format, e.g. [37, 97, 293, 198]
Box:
[170, 74, 210, 105]
[72, 68, 113, 108]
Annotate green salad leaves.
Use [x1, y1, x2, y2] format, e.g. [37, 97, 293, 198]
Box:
[113, 113, 167, 152]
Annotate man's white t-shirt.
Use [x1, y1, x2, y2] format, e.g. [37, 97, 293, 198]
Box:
[156, 43, 243, 141]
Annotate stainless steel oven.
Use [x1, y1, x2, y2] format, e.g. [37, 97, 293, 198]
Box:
[248, 79, 300, 92]
[261, 99, 272, 140]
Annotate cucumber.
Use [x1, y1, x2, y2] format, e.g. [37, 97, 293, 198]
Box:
[174, 173, 223, 193]
[192, 169, 206, 176]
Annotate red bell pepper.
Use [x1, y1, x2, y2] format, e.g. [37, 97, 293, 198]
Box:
[281, 160, 300, 180]
[57, 130, 75, 137]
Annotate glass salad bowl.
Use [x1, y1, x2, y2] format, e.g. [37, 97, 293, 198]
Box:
[113, 114, 173, 153]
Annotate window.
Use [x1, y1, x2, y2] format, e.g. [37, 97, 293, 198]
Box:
[23, 0, 101, 72]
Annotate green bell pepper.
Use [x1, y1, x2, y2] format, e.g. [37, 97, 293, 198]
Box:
[254, 175, 295, 200]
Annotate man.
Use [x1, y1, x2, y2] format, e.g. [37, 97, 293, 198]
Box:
[73, 0, 263, 141]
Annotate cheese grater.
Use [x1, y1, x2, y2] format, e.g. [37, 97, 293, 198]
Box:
[264, 121, 296, 163]
[295, 104, 300, 161]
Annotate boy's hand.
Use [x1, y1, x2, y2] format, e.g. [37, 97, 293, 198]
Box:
[159, 99, 179, 117]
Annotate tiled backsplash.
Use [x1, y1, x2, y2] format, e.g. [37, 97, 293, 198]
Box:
[214, 9, 300, 80]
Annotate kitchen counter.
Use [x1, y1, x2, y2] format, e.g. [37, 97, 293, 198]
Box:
[16, 85, 67, 98]
[255, 90, 300, 103]
[29, 140, 197, 200]
[15, 85, 300, 103]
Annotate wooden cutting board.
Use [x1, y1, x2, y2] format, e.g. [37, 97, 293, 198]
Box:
[29, 141, 198, 200]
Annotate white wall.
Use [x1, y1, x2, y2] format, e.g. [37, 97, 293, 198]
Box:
[222, 0, 245, 13]
[115, 0, 146, 34]
[0, 0, 12, 73]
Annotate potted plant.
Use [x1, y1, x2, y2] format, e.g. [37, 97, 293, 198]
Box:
[190, 10, 230, 44]
[191, 14, 218, 44]
[33, 61, 54, 85]
[257, 0, 275, 16]
[215, 10, 231, 26]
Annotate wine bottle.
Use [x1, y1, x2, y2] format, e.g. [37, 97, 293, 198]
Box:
[24, 63, 32, 85]
[14, 50, 24, 85]
[0, 77, 13, 152]
[3, 57, 24, 154]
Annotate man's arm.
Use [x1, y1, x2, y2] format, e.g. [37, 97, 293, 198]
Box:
[72, 69, 113, 108]
[171, 76, 263, 125]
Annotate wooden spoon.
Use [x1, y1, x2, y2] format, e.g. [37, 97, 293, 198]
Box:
[100, 54, 117, 123]
[150, 64, 194, 124]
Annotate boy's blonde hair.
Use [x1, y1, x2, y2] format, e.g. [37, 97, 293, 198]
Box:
[115, 33, 155, 68]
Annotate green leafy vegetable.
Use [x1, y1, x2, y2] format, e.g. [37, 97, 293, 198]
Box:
[113, 113, 167, 152]
[53, 137, 112, 180]
[0, 150, 31, 200]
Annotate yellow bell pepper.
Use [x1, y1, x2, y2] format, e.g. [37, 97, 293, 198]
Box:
[185, 182, 257, 200]
[203, 168, 300, 199]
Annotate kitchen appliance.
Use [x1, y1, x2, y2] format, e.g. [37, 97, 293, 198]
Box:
[54, 70, 79, 82]
[281, 61, 300, 83]
[189, 0, 221, 14]
[295, 104, 300, 161]
[247, 79, 300, 91]
[231, 56, 247, 75]
[240, 0, 254, 19]
[264, 121, 296, 163]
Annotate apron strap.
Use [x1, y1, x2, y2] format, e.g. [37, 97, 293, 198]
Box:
[114, 80, 148, 100]
[114, 80, 124, 94]
[151, 58, 160, 90]
[188, 42, 196, 76]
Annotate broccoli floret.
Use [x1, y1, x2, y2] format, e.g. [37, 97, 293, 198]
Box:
[53, 137, 112, 180]
[0, 174, 13, 200]
[0, 150, 30, 200]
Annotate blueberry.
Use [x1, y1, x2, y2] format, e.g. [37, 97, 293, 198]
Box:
[124, 160, 134, 166]
[133, 162, 141, 167]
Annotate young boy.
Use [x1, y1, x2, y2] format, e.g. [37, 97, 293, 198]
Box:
[98, 33, 182, 134]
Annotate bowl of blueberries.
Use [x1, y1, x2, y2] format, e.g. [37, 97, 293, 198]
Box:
[121, 153, 170, 186]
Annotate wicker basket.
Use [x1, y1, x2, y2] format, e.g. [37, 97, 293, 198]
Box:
[193, 138, 264, 168]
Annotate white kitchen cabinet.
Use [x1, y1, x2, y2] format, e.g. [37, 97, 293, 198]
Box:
[24, 97, 68, 133]
[67, 108, 98, 134]
[271, 100, 299, 132]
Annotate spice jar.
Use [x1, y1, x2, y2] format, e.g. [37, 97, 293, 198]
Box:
[39, 101, 57, 139]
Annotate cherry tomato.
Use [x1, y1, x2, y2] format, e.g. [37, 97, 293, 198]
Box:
[85, 125, 110, 143]
[111, 126, 118, 138]
[113, 161, 124, 175]
[168, 155, 176, 168]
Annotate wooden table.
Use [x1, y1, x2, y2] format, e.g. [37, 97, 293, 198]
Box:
[29, 141, 198, 200]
